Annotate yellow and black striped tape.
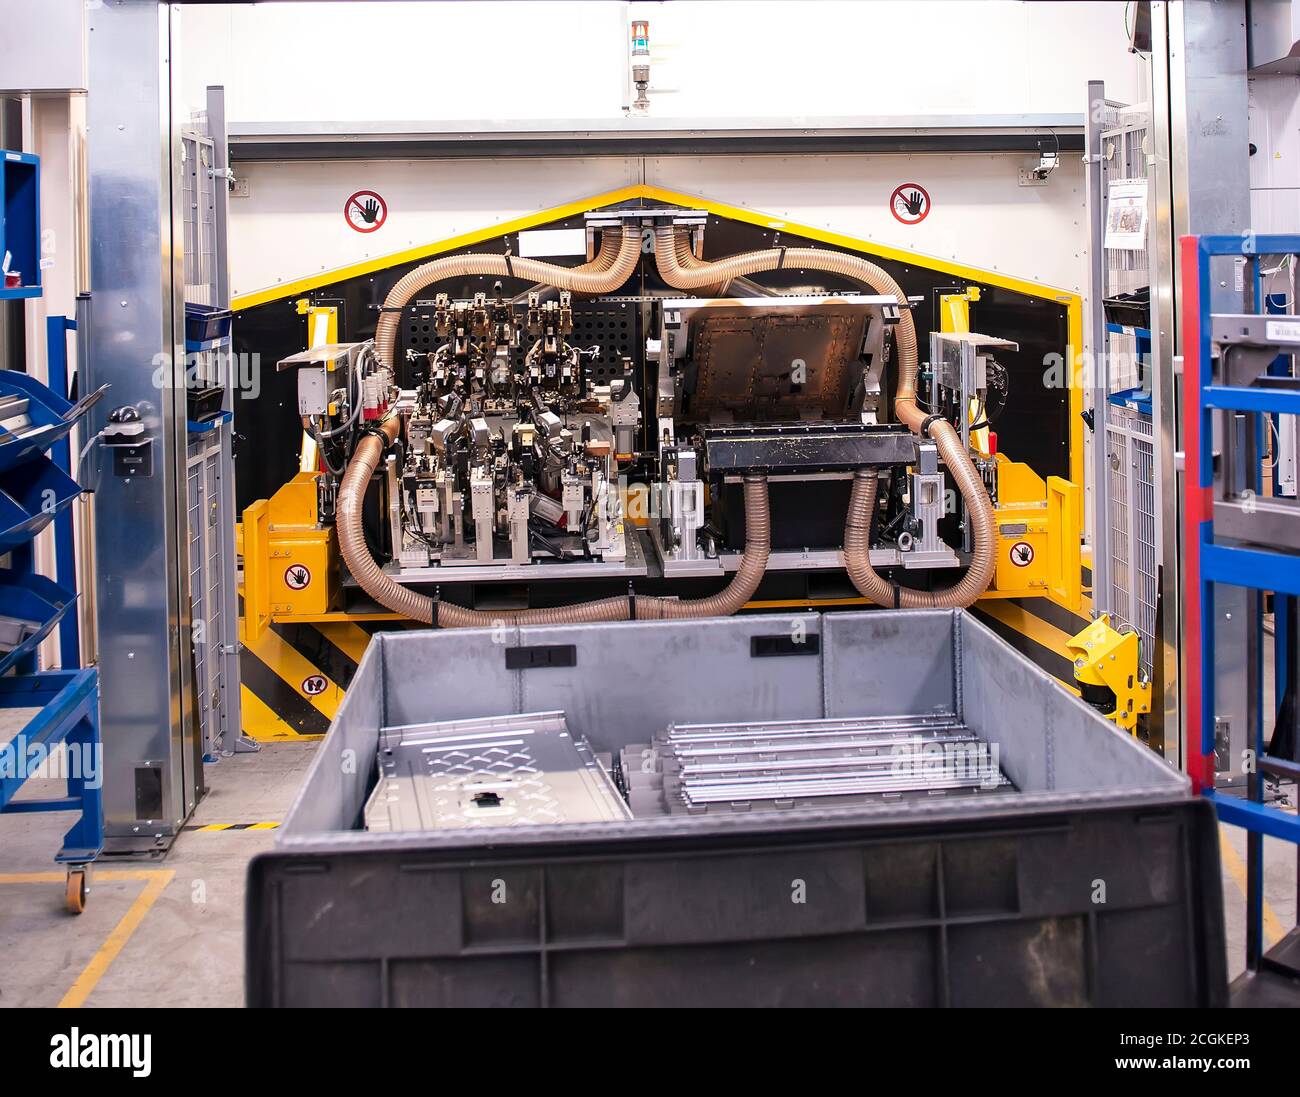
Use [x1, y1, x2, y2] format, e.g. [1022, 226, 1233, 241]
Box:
[182, 822, 281, 832]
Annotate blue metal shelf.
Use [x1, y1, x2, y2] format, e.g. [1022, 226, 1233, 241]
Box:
[1183, 232, 1300, 979]
[187, 409, 232, 436]
[1, 149, 41, 299]
[0, 315, 103, 895]
[0, 670, 102, 863]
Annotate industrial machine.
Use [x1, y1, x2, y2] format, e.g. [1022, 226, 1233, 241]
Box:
[260, 204, 1082, 632]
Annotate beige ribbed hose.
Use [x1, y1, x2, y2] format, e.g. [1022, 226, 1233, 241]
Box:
[374, 228, 641, 370]
[336, 413, 771, 626]
[652, 227, 996, 608]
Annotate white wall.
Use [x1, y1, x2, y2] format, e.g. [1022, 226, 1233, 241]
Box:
[228, 157, 642, 295]
[227, 152, 1086, 300]
[645, 154, 1087, 290]
[179, 0, 1147, 123]
[204, 0, 1134, 299]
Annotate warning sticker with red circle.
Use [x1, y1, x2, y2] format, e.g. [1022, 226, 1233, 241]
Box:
[1009, 541, 1035, 568]
[345, 190, 387, 233]
[889, 183, 931, 225]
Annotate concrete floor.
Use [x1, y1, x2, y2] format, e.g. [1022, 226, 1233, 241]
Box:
[0, 739, 315, 1008]
[0, 732, 1296, 1007]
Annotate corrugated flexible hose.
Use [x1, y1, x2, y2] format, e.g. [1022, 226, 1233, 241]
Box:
[374, 227, 641, 370]
[653, 227, 995, 608]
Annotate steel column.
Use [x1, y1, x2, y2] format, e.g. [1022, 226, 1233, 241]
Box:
[85, 0, 201, 853]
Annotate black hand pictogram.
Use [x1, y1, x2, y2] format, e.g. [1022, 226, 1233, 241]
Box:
[902, 190, 925, 217]
[360, 198, 380, 224]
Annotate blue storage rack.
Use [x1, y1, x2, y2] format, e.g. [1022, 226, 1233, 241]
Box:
[0, 311, 104, 912]
[0, 149, 41, 300]
[1182, 233, 1300, 988]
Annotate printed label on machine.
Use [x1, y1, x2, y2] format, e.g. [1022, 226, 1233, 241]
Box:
[301, 674, 328, 696]
[284, 563, 312, 590]
[1266, 320, 1300, 344]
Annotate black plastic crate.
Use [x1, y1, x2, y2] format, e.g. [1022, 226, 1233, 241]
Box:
[246, 610, 1226, 1007]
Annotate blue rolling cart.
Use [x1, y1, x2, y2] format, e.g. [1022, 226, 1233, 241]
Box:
[1182, 232, 1300, 993]
[0, 195, 105, 909]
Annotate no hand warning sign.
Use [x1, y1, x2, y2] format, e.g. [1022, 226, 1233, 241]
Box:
[889, 183, 931, 225]
[1009, 541, 1035, 568]
[345, 190, 387, 233]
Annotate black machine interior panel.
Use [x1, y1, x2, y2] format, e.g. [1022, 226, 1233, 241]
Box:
[231, 200, 1071, 513]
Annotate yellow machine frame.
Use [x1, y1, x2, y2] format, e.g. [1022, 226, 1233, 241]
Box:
[1066, 613, 1152, 733]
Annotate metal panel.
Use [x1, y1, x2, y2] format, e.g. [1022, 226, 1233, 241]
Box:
[1145, 1, 1254, 769]
[185, 428, 239, 758]
[85, 0, 199, 852]
[0, 0, 87, 93]
[1106, 400, 1159, 679]
[822, 610, 957, 719]
[958, 611, 1184, 795]
[181, 88, 244, 759]
[512, 617, 825, 753]
[1086, 79, 1113, 617]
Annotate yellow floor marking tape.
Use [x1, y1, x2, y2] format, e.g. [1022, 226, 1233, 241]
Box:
[0, 869, 176, 1008]
[1218, 828, 1285, 950]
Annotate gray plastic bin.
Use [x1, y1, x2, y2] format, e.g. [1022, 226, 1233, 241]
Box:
[247, 609, 1225, 1007]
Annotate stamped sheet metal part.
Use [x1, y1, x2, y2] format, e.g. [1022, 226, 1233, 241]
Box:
[364, 710, 631, 832]
[624, 712, 1013, 815]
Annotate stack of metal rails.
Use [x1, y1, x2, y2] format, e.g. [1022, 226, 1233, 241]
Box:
[621, 714, 1011, 816]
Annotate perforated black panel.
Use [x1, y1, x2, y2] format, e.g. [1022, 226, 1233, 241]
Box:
[401, 298, 641, 387]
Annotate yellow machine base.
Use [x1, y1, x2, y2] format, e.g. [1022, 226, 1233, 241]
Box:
[236, 575, 1094, 741]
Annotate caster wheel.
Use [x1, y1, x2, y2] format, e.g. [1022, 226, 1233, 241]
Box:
[65, 868, 88, 915]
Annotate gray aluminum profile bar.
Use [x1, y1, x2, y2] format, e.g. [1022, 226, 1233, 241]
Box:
[1085, 78, 1112, 618]
[226, 115, 1085, 162]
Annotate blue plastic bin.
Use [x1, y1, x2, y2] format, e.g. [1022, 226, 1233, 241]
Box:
[0, 370, 79, 472]
[185, 302, 232, 348]
[0, 456, 81, 550]
[0, 568, 75, 677]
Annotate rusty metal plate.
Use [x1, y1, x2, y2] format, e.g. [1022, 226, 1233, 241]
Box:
[689, 307, 865, 421]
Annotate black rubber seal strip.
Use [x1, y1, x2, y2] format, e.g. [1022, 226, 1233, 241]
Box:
[776, 246, 787, 270]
